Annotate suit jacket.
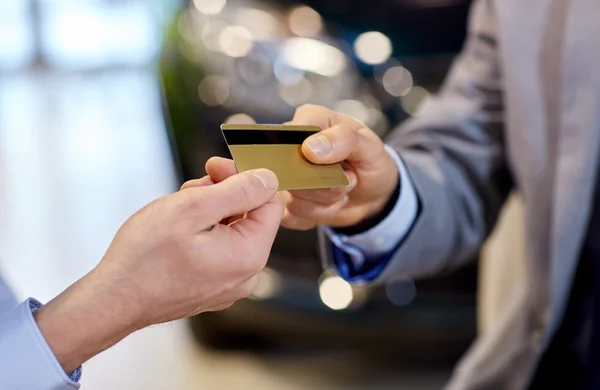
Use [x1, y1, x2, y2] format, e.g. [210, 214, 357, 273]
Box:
[322, 0, 600, 388]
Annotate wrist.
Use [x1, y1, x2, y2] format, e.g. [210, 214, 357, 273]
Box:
[34, 266, 144, 373]
[368, 179, 399, 219]
[334, 176, 400, 236]
[363, 147, 401, 218]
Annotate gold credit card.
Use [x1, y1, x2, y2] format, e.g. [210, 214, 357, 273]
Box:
[220, 124, 349, 191]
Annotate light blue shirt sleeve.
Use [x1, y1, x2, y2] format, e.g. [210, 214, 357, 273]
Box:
[0, 298, 81, 390]
[321, 145, 419, 279]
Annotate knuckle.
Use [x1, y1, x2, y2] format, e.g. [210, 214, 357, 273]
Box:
[271, 194, 285, 211]
[236, 248, 264, 275]
[287, 196, 332, 219]
[236, 176, 257, 207]
[327, 124, 356, 155]
[282, 216, 315, 231]
[295, 104, 329, 122]
[296, 103, 318, 114]
[247, 256, 267, 276]
[220, 301, 235, 310]
[341, 124, 358, 143]
[281, 214, 294, 227]
[285, 200, 306, 217]
[236, 288, 251, 301]
[288, 203, 317, 222]
[240, 180, 253, 202]
[357, 125, 379, 141]
[325, 193, 347, 206]
[185, 188, 211, 212]
[295, 224, 316, 232]
[210, 301, 234, 311]
[328, 186, 350, 197]
[238, 282, 256, 300]
[290, 189, 344, 205]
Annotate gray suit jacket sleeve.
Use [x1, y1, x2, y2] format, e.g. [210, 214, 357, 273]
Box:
[321, 0, 513, 282]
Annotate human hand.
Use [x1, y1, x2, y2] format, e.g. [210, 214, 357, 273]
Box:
[281, 104, 399, 230]
[34, 168, 283, 373]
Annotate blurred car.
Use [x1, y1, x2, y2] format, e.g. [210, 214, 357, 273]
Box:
[159, 0, 477, 362]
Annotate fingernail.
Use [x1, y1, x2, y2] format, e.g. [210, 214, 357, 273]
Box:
[306, 135, 332, 157]
[253, 169, 279, 191]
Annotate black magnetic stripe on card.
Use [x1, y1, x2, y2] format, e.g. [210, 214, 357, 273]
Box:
[222, 130, 318, 145]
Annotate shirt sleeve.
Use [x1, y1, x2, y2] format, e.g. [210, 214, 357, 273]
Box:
[321, 145, 420, 280]
[0, 298, 81, 390]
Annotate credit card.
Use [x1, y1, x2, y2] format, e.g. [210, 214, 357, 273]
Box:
[220, 124, 349, 191]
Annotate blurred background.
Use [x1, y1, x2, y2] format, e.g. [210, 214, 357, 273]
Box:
[0, 0, 525, 389]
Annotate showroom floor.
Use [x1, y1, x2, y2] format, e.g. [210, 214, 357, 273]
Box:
[0, 70, 450, 390]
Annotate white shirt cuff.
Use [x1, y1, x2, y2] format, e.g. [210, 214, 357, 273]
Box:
[322, 145, 419, 268]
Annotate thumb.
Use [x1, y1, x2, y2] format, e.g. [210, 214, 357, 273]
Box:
[200, 169, 279, 225]
[302, 124, 383, 167]
[289, 104, 382, 166]
[229, 193, 284, 242]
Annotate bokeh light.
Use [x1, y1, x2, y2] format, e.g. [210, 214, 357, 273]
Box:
[385, 277, 417, 306]
[382, 66, 413, 96]
[401, 86, 431, 116]
[218, 25, 254, 57]
[249, 268, 281, 300]
[282, 38, 346, 77]
[319, 275, 354, 310]
[201, 21, 228, 51]
[222, 87, 246, 108]
[278, 77, 313, 106]
[236, 55, 272, 85]
[273, 57, 305, 85]
[198, 75, 230, 106]
[177, 11, 205, 45]
[224, 113, 256, 124]
[192, 0, 226, 16]
[234, 8, 279, 41]
[288, 6, 323, 37]
[354, 31, 392, 65]
[335, 99, 371, 125]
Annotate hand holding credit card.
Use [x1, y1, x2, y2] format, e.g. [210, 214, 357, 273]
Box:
[221, 124, 349, 191]
[214, 105, 398, 230]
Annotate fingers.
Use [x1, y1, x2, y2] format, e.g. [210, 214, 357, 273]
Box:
[205, 157, 237, 183]
[229, 195, 283, 272]
[302, 125, 382, 167]
[180, 156, 236, 191]
[230, 193, 284, 241]
[289, 187, 348, 206]
[181, 158, 238, 225]
[223, 214, 244, 226]
[290, 104, 342, 130]
[290, 104, 384, 167]
[180, 175, 214, 191]
[281, 191, 348, 226]
[200, 169, 279, 224]
[288, 169, 357, 205]
[281, 208, 317, 231]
